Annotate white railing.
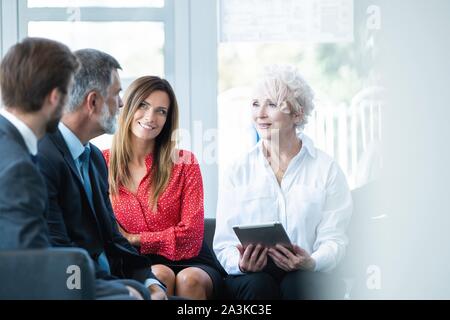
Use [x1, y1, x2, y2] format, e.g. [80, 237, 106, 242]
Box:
[305, 86, 384, 188]
[217, 86, 384, 189]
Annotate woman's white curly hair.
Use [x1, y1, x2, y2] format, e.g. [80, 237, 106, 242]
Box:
[255, 64, 315, 130]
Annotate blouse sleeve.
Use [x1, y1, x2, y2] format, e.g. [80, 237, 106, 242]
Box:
[311, 161, 353, 272]
[139, 153, 204, 260]
[213, 166, 244, 275]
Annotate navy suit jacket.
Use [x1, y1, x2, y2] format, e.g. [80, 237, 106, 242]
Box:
[0, 115, 49, 249]
[38, 129, 156, 282]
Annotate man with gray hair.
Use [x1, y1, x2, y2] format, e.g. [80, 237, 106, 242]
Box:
[37, 48, 167, 300]
[66, 49, 120, 134]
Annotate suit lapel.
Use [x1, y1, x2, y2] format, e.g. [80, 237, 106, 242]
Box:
[51, 130, 83, 182]
[89, 153, 106, 222]
[50, 130, 97, 215]
[89, 155, 113, 241]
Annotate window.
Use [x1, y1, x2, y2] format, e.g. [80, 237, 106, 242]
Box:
[1, 0, 380, 215]
[28, 0, 164, 8]
[19, 0, 173, 150]
[28, 21, 164, 80]
[217, 0, 382, 189]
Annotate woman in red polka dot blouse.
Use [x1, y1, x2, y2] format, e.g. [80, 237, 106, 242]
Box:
[103, 76, 224, 300]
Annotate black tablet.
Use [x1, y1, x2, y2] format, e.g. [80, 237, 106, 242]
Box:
[233, 222, 292, 247]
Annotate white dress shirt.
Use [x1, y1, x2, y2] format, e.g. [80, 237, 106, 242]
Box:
[213, 133, 352, 275]
[0, 108, 38, 155]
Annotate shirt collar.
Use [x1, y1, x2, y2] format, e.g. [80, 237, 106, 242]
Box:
[256, 131, 317, 160]
[298, 132, 317, 159]
[58, 122, 87, 161]
[0, 108, 38, 155]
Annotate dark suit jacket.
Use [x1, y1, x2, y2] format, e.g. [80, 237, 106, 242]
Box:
[38, 129, 156, 283]
[0, 115, 49, 249]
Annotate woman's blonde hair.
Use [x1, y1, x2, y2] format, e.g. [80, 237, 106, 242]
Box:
[255, 64, 315, 130]
[108, 76, 179, 208]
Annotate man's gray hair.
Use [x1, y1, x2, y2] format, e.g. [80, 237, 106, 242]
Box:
[67, 48, 121, 112]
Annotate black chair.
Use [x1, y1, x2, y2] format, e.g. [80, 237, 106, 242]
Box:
[204, 218, 217, 252]
[0, 248, 95, 299]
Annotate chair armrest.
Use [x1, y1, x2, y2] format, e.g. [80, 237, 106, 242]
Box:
[204, 218, 216, 250]
[0, 248, 95, 300]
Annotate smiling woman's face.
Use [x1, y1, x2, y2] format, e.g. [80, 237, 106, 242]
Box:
[130, 90, 170, 141]
[251, 94, 299, 141]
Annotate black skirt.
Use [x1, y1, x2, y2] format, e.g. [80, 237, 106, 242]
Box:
[146, 241, 226, 299]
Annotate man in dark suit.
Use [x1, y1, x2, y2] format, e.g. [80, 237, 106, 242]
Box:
[0, 37, 146, 300]
[38, 49, 167, 300]
[0, 37, 77, 250]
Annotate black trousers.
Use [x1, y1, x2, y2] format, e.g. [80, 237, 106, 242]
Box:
[224, 261, 344, 300]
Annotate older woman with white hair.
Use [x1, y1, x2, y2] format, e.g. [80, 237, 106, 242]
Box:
[213, 65, 352, 300]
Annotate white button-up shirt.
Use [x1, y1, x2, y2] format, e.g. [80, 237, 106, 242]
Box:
[213, 133, 352, 275]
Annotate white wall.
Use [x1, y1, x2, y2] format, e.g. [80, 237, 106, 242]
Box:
[174, 0, 218, 217]
[0, 1, 19, 63]
[377, 0, 450, 299]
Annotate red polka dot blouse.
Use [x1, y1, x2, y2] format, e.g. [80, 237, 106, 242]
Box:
[103, 149, 204, 261]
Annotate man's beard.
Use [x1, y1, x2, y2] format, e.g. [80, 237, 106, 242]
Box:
[46, 97, 65, 133]
[99, 104, 118, 134]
